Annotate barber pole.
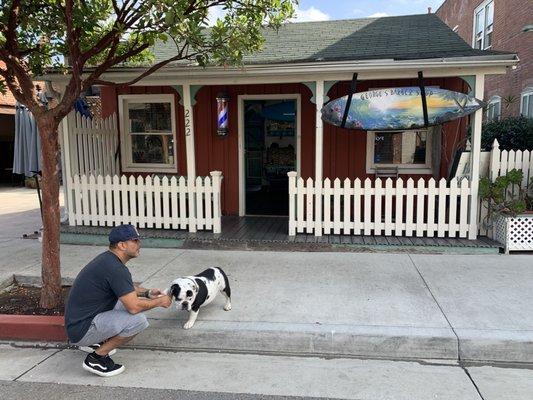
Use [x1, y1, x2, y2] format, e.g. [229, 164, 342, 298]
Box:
[216, 92, 230, 136]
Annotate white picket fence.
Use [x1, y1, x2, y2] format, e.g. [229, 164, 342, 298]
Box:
[488, 139, 533, 185]
[66, 111, 119, 176]
[288, 172, 471, 237]
[67, 172, 223, 233]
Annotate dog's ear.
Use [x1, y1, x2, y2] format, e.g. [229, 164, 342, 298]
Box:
[169, 284, 181, 299]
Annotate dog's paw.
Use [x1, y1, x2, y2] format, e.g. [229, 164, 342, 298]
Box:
[183, 321, 195, 330]
[223, 303, 232, 311]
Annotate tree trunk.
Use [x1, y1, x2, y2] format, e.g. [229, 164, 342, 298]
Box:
[37, 115, 62, 309]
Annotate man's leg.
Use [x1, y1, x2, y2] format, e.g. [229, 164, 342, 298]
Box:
[91, 302, 149, 356]
[78, 301, 148, 356]
[77, 301, 149, 376]
[95, 333, 137, 356]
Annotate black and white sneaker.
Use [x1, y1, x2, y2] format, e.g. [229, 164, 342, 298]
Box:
[79, 343, 117, 356]
[83, 352, 125, 377]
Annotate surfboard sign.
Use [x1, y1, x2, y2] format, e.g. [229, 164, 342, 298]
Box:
[321, 87, 485, 130]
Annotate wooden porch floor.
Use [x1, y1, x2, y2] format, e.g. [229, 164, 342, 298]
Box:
[61, 216, 500, 250]
[207, 216, 500, 248]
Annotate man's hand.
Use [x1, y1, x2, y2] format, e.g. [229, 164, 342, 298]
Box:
[121, 291, 172, 313]
[158, 295, 172, 308]
[148, 288, 164, 299]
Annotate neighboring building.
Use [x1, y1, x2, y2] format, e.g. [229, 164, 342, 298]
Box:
[436, 0, 533, 120]
[46, 14, 518, 240]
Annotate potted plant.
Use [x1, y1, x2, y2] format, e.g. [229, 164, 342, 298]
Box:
[479, 169, 533, 253]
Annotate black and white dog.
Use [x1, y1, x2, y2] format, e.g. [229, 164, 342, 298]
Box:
[165, 267, 231, 329]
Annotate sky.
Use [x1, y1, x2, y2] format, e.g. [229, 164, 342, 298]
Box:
[290, 0, 445, 22]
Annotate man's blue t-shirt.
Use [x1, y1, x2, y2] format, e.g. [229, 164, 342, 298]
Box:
[65, 251, 135, 343]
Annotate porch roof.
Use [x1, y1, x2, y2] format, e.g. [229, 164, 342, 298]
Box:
[154, 14, 514, 66]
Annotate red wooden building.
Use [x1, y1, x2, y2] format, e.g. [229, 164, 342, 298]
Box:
[51, 14, 518, 239]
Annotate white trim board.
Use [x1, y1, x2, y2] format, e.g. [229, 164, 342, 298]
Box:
[238, 94, 302, 216]
[41, 57, 516, 85]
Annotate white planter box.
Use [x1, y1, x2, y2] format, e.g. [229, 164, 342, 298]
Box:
[493, 213, 533, 253]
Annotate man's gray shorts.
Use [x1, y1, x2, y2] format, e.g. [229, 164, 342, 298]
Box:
[72, 301, 149, 346]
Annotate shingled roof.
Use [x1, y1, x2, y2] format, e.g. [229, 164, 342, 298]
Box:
[153, 13, 512, 66]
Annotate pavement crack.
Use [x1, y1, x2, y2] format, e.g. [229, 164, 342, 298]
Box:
[461, 365, 486, 400]
[140, 250, 187, 284]
[407, 254, 458, 344]
[13, 348, 63, 382]
[407, 254, 486, 400]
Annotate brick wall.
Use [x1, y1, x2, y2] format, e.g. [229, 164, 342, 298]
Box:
[436, 0, 533, 117]
[0, 62, 16, 108]
[0, 61, 47, 109]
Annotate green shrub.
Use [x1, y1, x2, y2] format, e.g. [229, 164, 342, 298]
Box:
[480, 116, 533, 151]
[479, 169, 531, 228]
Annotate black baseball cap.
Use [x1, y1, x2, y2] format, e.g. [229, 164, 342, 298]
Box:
[109, 224, 140, 244]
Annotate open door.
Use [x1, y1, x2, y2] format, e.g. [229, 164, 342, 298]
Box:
[243, 99, 296, 216]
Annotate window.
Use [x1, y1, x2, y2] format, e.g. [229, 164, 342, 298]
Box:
[366, 129, 433, 174]
[119, 94, 177, 172]
[473, 0, 494, 50]
[486, 96, 501, 121]
[521, 88, 533, 118]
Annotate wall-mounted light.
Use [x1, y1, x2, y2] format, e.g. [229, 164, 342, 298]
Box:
[216, 92, 230, 136]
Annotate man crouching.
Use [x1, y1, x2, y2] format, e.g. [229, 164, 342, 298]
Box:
[65, 224, 172, 377]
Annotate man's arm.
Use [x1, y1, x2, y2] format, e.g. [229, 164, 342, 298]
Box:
[120, 291, 172, 314]
[134, 285, 164, 299]
[134, 285, 150, 298]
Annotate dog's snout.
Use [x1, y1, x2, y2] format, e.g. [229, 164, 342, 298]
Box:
[182, 301, 189, 308]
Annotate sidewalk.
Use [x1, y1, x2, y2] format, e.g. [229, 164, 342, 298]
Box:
[1, 344, 531, 400]
[2, 241, 533, 363]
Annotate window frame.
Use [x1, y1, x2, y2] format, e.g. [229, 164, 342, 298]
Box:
[486, 95, 501, 121]
[520, 88, 533, 118]
[366, 128, 433, 175]
[472, 0, 494, 50]
[118, 94, 177, 173]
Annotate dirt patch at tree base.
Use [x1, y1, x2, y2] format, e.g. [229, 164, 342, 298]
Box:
[0, 284, 70, 316]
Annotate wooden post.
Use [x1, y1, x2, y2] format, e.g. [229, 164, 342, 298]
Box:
[59, 113, 74, 225]
[489, 138, 500, 181]
[288, 171, 297, 236]
[314, 80, 324, 236]
[210, 171, 223, 233]
[468, 73, 485, 239]
[183, 84, 197, 232]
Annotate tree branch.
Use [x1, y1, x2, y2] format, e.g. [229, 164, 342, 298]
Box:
[0, 62, 41, 113]
[5, 0, 22, 54]
[91, 43, 196, 88]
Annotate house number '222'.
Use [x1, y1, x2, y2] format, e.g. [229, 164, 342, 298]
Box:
[185, 109, 192, 136]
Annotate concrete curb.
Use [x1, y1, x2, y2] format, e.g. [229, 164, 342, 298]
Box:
[457, 328, 533, 363]
[129, 319, 533, 363]
[130, 319, 458, 360]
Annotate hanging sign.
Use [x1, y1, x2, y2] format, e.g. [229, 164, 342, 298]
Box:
[321, 87, 485, 131]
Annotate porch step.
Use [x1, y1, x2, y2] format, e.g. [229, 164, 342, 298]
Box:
[131, 318, 458, 360]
